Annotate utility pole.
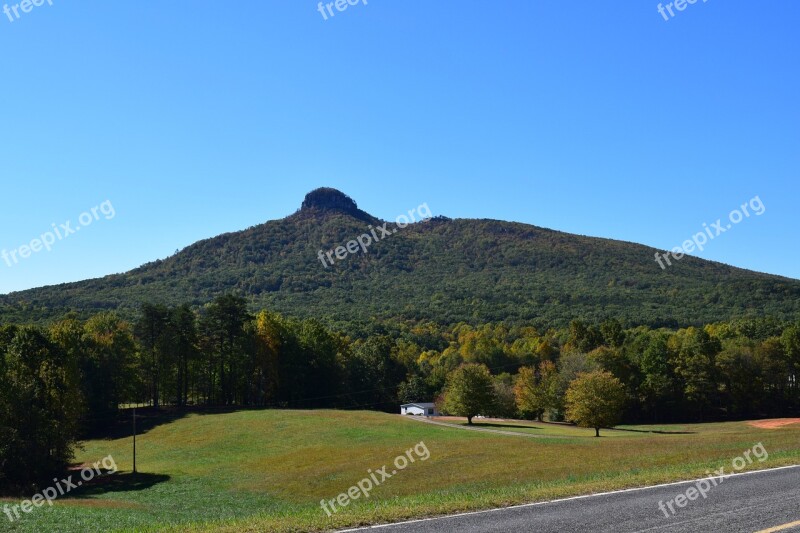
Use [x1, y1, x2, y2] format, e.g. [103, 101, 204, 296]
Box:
[132, 408, 137, 474]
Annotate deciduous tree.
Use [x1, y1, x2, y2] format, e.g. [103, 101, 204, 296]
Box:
[442, 363, 495, 424]
[565, 370, 626, 437]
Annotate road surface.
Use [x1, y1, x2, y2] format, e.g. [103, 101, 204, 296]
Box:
[341, 465, 800, 532]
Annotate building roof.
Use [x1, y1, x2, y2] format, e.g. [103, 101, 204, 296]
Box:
[401, 403, 436, 408]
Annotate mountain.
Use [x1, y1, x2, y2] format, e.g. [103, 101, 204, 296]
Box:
[1, 188, 798, 328]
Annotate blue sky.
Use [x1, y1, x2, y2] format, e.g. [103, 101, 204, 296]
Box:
[0, 1, 797, 294]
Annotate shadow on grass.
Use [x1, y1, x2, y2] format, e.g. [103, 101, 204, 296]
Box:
[610, 427, 696, 435]
[68, 472, 171, 499]
[87, 405, 277, 440]
[462, 421, 695, 435]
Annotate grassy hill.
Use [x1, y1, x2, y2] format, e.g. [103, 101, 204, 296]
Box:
[3, 410, 799, 532]
[1, 188, 798, 327]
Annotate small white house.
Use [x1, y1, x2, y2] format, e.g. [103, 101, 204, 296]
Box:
[401, 403, 439, 416]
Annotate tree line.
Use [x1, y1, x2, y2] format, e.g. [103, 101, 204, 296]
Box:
[2, 296, 799, 491]
[420, 318, 800, 425]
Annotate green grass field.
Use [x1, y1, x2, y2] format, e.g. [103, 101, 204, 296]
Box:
[3, 410, 799, 532]
[428, 417, 696, 438]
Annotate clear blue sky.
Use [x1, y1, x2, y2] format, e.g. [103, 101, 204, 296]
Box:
[1, 1, 798, 294]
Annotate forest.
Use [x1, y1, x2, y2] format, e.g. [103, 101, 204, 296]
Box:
[2, 293, 799, 492]
[3, 209, 800, 329]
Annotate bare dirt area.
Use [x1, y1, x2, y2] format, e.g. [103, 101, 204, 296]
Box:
[747, 418, 800, 429]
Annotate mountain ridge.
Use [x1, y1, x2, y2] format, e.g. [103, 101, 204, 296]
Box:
[1, 188, 798, 327]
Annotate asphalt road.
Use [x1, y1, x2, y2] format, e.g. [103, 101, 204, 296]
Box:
[342, 465, 800, 533]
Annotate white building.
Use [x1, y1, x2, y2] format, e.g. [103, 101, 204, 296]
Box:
[401, 403, 439, 416]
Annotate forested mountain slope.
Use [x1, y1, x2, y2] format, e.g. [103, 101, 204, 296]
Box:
[1, 188, 798, 327]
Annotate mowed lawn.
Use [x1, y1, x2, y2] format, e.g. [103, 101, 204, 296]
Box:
[3, 410, 800, 532]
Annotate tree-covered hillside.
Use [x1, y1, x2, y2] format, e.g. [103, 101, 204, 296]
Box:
[1, 188, 798, 328]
